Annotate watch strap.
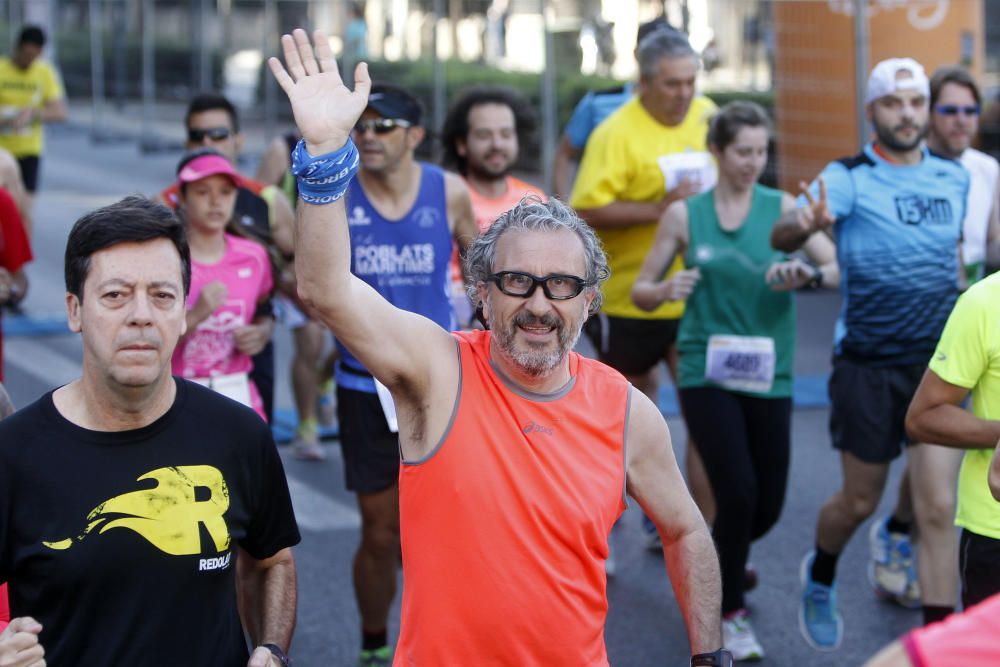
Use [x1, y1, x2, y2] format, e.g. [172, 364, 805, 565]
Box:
[260, 643, 291, 667]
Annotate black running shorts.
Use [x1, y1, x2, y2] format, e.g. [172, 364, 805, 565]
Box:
[828, 356, 925, 464]
[336, 385, 400, 494]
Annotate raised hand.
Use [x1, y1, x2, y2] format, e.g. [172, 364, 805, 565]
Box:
[796, 177, 835, 234]
[268, 29, 371, 155]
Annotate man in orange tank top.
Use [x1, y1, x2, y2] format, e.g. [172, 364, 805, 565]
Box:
[441, 85, 545, 327]
[271, 30, 729, 667]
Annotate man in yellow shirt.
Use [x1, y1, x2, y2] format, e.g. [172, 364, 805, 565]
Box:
[570, 27, 716, 535]
[906, 271, 1000, 609]
[0, 25, 66, 224]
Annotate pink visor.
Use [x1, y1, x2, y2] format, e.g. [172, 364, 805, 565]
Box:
[176, 154, 243, 188]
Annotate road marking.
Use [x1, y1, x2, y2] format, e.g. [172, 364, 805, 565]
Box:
[284, 475, 360, 532]
[6, 338, 81, 387]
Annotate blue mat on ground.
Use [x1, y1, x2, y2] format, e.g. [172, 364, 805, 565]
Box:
[272, 407, 339, 444]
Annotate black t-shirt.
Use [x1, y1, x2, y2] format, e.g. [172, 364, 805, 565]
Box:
[0, 379, 300, 666]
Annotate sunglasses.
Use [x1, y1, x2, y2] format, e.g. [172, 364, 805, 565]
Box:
[187, 127, 233, 142]
[489, 271, 592, 300]
[934, 104, 980, 117]
[353, 118, 412, 135]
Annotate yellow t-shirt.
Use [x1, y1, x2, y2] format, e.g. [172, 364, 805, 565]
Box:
[570, 95, 716, 320]
[0, 57, 64, 158]
[928, 272, 1000, 540]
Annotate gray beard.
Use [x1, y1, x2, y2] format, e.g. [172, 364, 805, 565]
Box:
[487, 295, 583, 378]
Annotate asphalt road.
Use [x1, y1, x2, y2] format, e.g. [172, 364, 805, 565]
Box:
[2, 124, 926, 666]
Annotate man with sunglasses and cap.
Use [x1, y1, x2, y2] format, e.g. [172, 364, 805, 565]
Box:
[269, 28, 726, 667]
[772, 57, 969, 650]
[926, 66, 1000, 284]
[158, 94, 296, 428]
[903, 65, 1000, 620]
[337, 81, 477, 665]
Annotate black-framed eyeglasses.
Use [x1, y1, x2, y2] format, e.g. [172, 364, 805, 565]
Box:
[353, 118, 413, 135]
[934, 104, 980, 117]
[489, 271, 592, 300]
[188, 127, 233, 143]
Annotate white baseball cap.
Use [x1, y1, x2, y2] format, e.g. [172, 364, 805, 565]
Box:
[865, 58, 930, 104]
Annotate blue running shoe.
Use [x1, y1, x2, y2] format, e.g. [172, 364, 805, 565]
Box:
[799, 552, 843, 651]
[868, 516, 921, 608]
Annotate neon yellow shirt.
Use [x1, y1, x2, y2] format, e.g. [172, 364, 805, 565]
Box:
[0, 57, 64, 158]
[928, 272, 1000, 540]
[570, 95, 716, 320]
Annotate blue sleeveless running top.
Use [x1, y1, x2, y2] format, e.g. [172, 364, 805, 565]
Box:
[336, 163, 455, 393]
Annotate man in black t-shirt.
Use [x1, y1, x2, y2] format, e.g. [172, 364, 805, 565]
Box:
[0, 197, 300, 667]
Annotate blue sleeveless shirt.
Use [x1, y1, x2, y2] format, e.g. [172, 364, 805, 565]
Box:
[337, 163, 455, 393]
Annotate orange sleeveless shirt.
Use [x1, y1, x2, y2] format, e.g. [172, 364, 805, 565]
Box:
[395, 330, 629, 666]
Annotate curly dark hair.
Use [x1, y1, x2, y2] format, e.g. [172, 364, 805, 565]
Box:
[440, 85, 536, 176]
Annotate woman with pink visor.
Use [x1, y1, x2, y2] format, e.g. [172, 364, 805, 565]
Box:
[171, 151, 274, 421]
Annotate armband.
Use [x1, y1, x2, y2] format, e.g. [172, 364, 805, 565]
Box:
[691, 648, 733, 667]
[291, 138, 360, 205]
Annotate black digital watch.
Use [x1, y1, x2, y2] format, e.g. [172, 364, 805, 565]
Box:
[691, 648, 734, 667]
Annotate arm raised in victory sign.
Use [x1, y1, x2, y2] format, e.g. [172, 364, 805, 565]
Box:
[268, 30, 458, 450]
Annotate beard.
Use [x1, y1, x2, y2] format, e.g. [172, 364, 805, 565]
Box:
[467, 151, 514, 180]
[874, 119, 927, 153]
[488, 297, 582, 378]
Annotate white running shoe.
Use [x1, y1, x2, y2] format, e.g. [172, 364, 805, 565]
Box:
[722, 609, 764, 661]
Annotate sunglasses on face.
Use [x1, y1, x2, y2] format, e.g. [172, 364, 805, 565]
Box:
[489, 271, 592, 300]
[187, 127, 233, 142]
[934, 104, 980, 117]
[353, 118, 412, 135]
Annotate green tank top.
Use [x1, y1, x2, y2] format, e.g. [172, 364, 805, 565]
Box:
[677, 184, 794, 398]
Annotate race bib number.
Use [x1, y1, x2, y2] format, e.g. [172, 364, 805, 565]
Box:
[657, 151, 717, 194]
[705, 335, 775, 393]
[193, 372, 253, 408]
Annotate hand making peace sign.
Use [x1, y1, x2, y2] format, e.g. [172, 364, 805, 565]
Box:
[268, 29, 371, 156]
[796, 176, 835, 234]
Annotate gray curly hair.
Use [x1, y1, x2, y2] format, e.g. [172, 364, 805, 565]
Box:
[464, 196, 610, 315]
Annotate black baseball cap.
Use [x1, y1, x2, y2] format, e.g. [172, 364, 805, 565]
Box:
[367, 84, 424, 126]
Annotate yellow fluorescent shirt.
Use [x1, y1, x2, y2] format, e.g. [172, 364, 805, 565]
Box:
[928, 272, 1000, 540]
[570, 95, 716, 320]
[0, 57, 64, 157]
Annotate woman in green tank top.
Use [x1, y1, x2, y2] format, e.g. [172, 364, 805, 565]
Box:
[631, 102, 839, 661]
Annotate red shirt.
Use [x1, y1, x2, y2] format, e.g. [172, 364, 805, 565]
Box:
[0, 186, 32, 382]
[396, 330, 628, 666]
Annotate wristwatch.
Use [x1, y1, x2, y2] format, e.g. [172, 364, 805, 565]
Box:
[691, 648, 734, 667]
[260, 643, 291, 666]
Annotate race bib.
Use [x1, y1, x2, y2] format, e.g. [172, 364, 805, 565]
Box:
[657, 151, 717, 194]
[705, 335, 775, 393]
[193, 372, 253, 408]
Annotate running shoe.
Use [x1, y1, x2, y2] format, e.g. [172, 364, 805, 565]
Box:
[799, 551, 843, 651]
[722, 608, 764, 661]
[291, 436, 326, 462]
[868, 516, 921, 608]
[359, 646, 392, 667]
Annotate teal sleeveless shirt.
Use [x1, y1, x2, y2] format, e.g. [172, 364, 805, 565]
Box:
[677, 184, 794, 398]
